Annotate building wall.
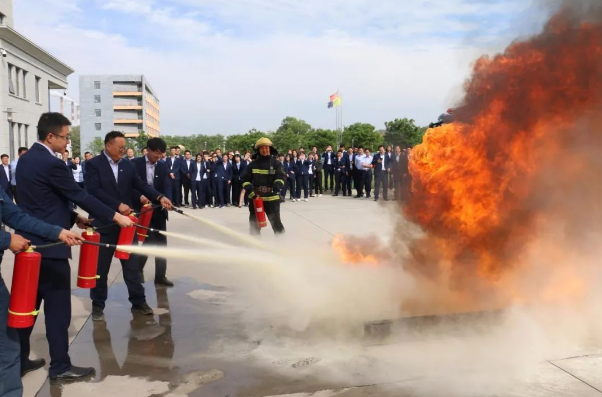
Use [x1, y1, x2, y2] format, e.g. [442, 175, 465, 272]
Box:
[80, 74, 159, 152]
[0, 39, 68, 158]
[0, 0, 14, 28]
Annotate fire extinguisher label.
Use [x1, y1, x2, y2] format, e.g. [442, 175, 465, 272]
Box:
[257, 208, 263, 213]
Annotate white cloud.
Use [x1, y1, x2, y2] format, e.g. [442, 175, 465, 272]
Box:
[13, 0, 552, 136]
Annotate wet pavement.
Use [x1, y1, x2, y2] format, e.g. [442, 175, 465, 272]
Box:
[2, 195, 602, 396]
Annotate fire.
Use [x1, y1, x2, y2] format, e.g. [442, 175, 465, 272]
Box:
[332, 234, 379, 266]
[401, 3, 602, 306]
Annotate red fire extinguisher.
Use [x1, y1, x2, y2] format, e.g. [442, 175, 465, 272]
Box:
[77, 228, 101, 289]
[8, 247, 42, 328]
[114, 214, 138, 260]
[136, 204, 154, 243]
[253, 197, 268, 228]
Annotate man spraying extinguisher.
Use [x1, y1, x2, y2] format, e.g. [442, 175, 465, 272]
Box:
[241, 138, 286, 235]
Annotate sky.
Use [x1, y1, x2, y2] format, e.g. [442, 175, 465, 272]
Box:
[14, 0, 555, 135]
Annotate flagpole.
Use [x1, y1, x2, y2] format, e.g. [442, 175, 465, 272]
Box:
[339, 91, 343, 145]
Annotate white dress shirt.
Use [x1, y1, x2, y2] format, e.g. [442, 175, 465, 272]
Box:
[104, 152, 121, 182]
[195, 162, 202, 181]
[145, 155, 155, 185]
[3, 164, 9, 181]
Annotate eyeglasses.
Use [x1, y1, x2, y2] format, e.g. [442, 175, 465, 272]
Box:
[51, 133, 70, 141]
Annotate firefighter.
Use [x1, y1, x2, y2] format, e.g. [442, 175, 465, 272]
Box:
[242, 138, 286, 234]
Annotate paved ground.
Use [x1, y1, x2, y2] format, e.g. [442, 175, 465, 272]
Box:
[2, 194, 602, 397]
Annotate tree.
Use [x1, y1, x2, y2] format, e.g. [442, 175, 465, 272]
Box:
[301, 129, 338, 152]
[271, 130, 300, 153]
[86, 137, 104, 155]
[384, 118, 427, 148]
[135, 130, 149, 151]
[341, 123, 384, 151]
[276, 117, 312, 136]
[70, 126, 81, 158]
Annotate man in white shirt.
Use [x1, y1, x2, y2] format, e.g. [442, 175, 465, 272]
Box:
[181, 150, 193, 206]
[0, 154, 12, 199]
[9, 147, 27, 202]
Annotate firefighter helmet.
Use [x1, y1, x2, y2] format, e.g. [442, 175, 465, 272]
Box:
[254, 137, 273, 149]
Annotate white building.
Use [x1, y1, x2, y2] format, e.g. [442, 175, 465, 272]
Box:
[49, 91, 80, 127]
[0, 0, 74, 159]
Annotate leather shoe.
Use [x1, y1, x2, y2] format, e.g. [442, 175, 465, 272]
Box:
[49, 366, 95, 384]
[21, 358, 45, 377]
[131, 302, 154, 315]
[155, 277, 174, 287]
[92, 305, 105, 322]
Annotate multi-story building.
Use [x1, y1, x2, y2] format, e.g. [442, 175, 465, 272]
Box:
[0, 0, 74, 159]
[79, 75, 160, 152]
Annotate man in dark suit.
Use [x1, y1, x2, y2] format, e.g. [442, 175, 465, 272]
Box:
[391, 145, 408, 201]
[213, 155, 232, 208]
[180, 150, 193, 207]
[0, 154, 13, 199]
[16, 113, 134, 384]
[85, 131, 173, 322]
[166, 146, 182, 206]
[295, 153, 311, 201]
[132, 138, 174, 287]
[231, 154, 246, 207]
[333, 150, 348, 196]
[321, 145, 336, 191]
[372, 145, 391, 201]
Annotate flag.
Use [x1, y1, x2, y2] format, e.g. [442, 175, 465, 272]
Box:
[333, 97, 341, 107]
[328, 101, 334, 108]
[330, 92, 339, 101]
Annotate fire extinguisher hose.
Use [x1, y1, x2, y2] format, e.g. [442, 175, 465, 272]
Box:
[94, 204, 163, 232]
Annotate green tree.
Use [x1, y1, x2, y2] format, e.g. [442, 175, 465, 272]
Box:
[135, 130, 149, 151]
[276, 117, 312, 136]
[341, 123, 384, 151]
[271, 130, 300, 153]
[226, 129, 267, 152]
[301, 129, 338, 152]
[384, 118, 427, 148]
[69, 126, 81, 158]
[86, 137, 104, 154]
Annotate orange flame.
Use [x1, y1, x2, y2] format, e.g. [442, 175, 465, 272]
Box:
[332, 234, 379, 266]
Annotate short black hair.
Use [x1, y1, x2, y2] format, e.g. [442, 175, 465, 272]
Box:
[1, 154, 8, 159]
[185, 150, 191, 155]
[358, 146, 364, 149]
[18, 147, 28, 155]
[339, 144, 345, 148]
[64, 150, 69, 154]
[104, 131, 125, 144]
[378, 145, 385, 150]
[37, 112, 71, 141]
[170, 146, 178, 150]
[147, 138, 167, 153]
[142, 147, 148, 151]
[84, 151, 91, 156]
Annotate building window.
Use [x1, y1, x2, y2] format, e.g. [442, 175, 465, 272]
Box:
[95, 109, 101, 117]
[94, 81, 101, 89]
[8, 64, 14, 95]
[22, 71, 27, 99]
[15, 68, 20, 97]
[0, 13, 5, 25]
[95, 123, 101, 131]
[94, 95, 101, 103]
[35, 76, 41, 102]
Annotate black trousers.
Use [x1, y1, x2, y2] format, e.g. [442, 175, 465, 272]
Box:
[284, 176, 296, 199]
[348, 170, 354, 195]
[363, 171, 373, 197]
[249, 199, 285, 234]
[296, 175, 309, 199]
[308, 174, 315, 194]
[324, 165, 334, 190]
[171, 179, 182, 205]
[90, 230, 146, 310]
[216, 179, 226, 206]
[314, 172, 323, 194]
[18, 258, 72, 377]
[192, 180, 202, 208]
[138, 229, 167, 279]
[374, 170, 389, 199]
[232, 180, 242, 206]
[182, 178, 191, 205]
[393, 177, 403, 200]
[335, 171, 347, 195]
